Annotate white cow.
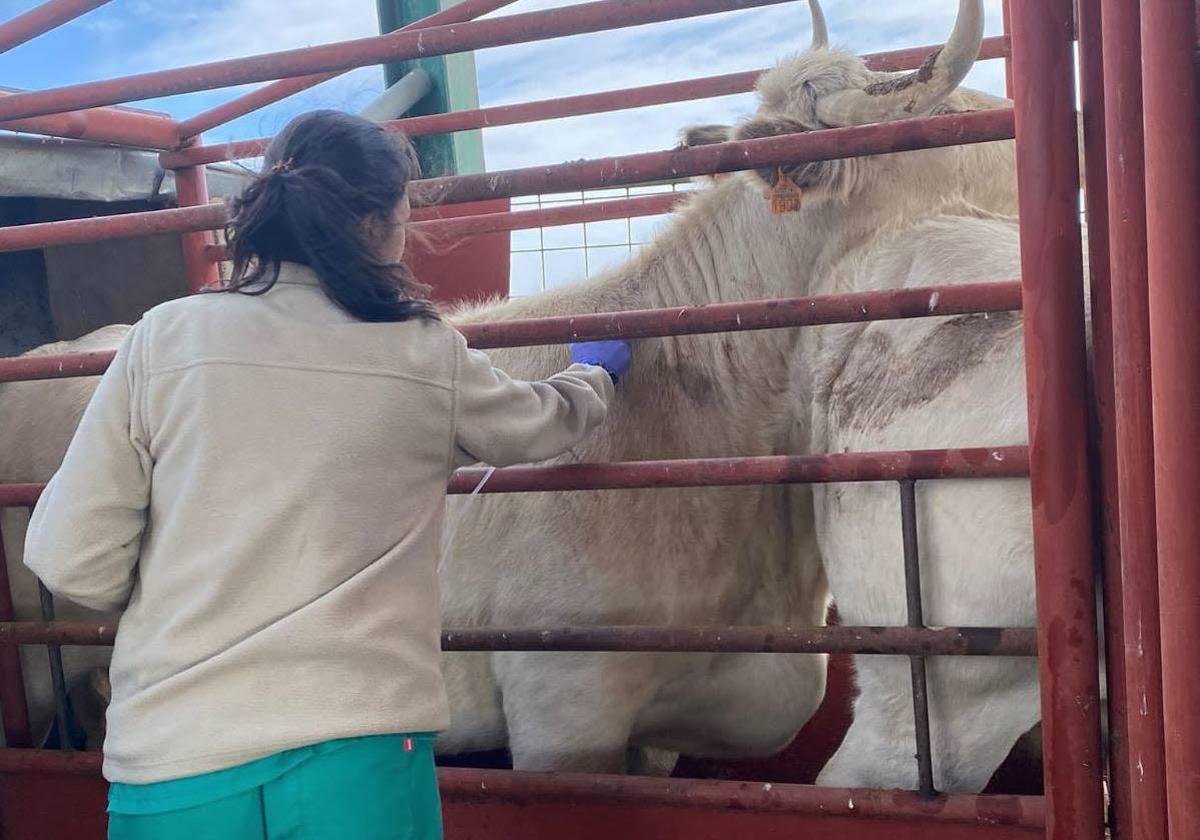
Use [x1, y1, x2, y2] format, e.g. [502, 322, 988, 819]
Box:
[430, 0, 1030, 779]
[1, 0, 1035, 784]
[712, 0, 1083, 792]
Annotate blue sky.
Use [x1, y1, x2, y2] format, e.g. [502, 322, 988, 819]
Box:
[0, 0, 1007, 171]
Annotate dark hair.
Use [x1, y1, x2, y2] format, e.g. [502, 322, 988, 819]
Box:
[218, 109, 437, 322]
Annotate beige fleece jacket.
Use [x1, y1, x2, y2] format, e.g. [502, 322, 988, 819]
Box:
[24, 262, 613, 784]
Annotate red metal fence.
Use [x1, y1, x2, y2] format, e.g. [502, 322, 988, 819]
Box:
[0, 0, 1196, 838]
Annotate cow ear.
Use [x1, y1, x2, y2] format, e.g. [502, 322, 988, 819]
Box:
[676, 124, 733, 150]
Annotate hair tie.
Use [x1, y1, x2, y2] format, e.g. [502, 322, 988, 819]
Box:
[269, 158, 294, 174]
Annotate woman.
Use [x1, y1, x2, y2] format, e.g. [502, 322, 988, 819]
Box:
[25, 109, 630, 839]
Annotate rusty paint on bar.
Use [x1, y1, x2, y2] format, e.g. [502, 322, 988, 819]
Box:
[163, 36, 1012, 168]
[414, 109, 1014, 206]
[1, 621, 1037, 657]
[0, 281, 1023, 382]
[1010, 0, 1107, 833]
[0, 0, 796, 121]
[174, 0, 520, 141]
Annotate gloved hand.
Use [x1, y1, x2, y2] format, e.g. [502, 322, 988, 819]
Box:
[569, 340, 631, 383]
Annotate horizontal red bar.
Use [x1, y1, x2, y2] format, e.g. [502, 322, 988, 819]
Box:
[0, 750, 1044, 829]
[416, 109, 1015, 205]
[0, 0, 793, 122]
[0, 446, 1029, 513]
[444, 625, 1038, 656]
[175, 0, 520, 141]
[0, 281, 1022, 382]
[458, 281, 1024, 347]
[448, 447, 1030, 494]
[393, 69, 763, 137]
[0, 485, 40, 507]
[0, 748, 101, 773]
[437, 769, 1046, 829]
[161, 35, 1011, 169]
[0, 90, 179, 149]
[0, 621, 1037, 656]
[0, 351, 116, 384]
[0, 204, 226, 254]
[0, 0, 110, 55]
[0, 190, 676, 259]
[203, 194, 686, 262]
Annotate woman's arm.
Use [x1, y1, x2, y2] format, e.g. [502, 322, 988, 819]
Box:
[451, 333, 628, 468]
[24, 324, 152, 612]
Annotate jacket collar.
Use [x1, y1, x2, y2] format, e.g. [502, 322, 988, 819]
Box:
[274, 262, 321, 286]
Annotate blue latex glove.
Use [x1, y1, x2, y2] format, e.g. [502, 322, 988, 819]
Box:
[569, 340, 631, 383]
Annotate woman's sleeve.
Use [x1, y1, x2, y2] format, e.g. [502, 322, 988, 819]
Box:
[24, 324, 152, 612]
[451, 331, 615, 468]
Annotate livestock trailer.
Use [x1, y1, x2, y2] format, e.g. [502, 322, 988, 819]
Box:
[0, 0, 1197, 838]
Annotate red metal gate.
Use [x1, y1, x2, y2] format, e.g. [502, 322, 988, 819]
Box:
[0, 0, 1196, 838]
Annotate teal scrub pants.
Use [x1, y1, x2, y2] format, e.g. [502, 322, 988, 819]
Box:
[107, 734, 443, 840]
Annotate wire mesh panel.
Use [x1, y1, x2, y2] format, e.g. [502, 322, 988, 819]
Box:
[508, 182, 698, 296]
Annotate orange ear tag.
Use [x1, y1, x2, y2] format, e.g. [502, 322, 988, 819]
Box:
[768, 167, 804, 214]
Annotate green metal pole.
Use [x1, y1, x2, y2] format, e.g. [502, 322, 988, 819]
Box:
[377, 0, 485, 177]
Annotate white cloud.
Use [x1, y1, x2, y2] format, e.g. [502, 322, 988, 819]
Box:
[112, 0, 381, 73]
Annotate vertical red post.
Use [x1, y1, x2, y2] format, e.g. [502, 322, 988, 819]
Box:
[0, 520, 33, 748]
[1142, 0, 1200, 834]
[174, 140, 221, 293]
[1001, 0, 1014, 98]
[1100, 0, 1170, 837]
[1009, 0, 1107, 835]
[1072, 0, 1134, 835]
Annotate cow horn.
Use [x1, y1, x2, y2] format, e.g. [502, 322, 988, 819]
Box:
[814, 0, 983, 127]
[809, 0, 829, 49]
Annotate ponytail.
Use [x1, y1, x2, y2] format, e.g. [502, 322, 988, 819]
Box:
[217, 110, 437, 323]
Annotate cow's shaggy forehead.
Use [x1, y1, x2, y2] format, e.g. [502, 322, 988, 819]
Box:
[755, 49, 878, 120]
